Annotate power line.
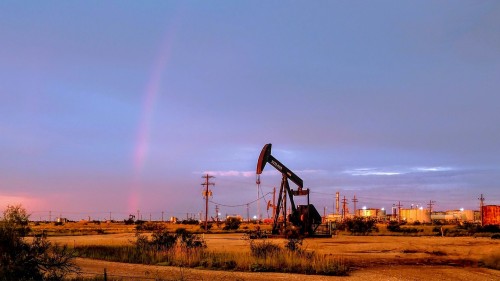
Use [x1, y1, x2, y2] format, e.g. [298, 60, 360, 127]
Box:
[209, 192, 272, 208]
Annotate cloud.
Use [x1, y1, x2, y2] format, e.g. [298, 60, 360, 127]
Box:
[200, 169, 326, 178]
[412, 167, 453, 172]
[343, 166, 456, 176]
[343, 168, 403, 176]
[202, 170, 255, 177]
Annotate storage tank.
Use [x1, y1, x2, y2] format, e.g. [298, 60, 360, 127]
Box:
[482, 205, 500, 226]
[357, 208, 386, 219]
[400, 208, 431, 223]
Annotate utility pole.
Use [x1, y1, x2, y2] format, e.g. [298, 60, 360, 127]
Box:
[247, 203, 250, 222]
[109, 212, 112, 221]
[201, 174, 215, 232]
[215, 205, 219, 224]
[341, 196, 348, 219]
[397, 201, 403, 224]
[479, 194, 485, 226]
[161, 211, 164, 222]
[427, 200, 435, 213]
[352, 195, 358, 217]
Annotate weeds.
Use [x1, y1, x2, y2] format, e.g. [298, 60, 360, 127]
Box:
[76, 233, 349, 276]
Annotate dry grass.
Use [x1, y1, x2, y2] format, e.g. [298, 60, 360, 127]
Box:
[36, 222, 500, 275]
[74, 239, 348, 275]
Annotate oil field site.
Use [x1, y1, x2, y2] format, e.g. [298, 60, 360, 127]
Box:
[2, 144, 500, 280]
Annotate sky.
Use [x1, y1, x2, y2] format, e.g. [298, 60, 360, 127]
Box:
[1, 1, 499, 221]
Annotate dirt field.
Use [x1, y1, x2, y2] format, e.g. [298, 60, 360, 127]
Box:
[48, 232, 500, 280]
[73, 258, 500, 281]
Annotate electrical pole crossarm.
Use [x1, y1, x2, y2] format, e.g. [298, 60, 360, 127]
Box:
[256, 143, 304, 188]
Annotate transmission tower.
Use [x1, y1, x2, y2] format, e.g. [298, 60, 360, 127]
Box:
[201, 174, 215, 231]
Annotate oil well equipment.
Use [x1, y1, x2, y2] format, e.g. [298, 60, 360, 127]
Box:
[256, 143, 322, 236]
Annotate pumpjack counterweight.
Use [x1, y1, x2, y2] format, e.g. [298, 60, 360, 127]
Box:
[256, 143, 322, 236]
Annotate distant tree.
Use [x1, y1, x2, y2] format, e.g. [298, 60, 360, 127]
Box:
[0, 205, 78, 281]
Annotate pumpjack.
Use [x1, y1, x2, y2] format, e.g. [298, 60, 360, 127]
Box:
[256, 143, 322, 236]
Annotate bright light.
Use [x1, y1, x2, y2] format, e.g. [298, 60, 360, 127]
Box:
[381, 207, 385, 211]
[460, 208, 464, 211]
[362, 206, 367, 210]
[419, 207, 423, 210]
[252, 215, 257, 219]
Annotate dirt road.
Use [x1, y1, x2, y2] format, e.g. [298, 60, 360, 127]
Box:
[74, 258, 500, 281]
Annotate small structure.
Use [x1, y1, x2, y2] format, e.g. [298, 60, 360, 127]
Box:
[56, 217, 68, 224]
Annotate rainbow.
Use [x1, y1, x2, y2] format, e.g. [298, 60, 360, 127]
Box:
[130, 21, 178, 213]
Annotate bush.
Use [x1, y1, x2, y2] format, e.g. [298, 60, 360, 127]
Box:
[344, 217, 378, 235]
[0, 205, 78, 281]
[249, 240, 282, 259]
[175, 228, 206, 249]
[200, 222, 213, 230]
[400, 227, 421, 234]
[136, 221, 164, 231]
[179, 219, 199, 225]
[150, 229, 177, 250]
[481, 225, 500, 233]
[387, 221, 401, 232]
[223, 217, 241, 230]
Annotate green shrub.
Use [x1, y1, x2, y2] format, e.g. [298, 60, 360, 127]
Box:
[175, 228, 206, 249]
[249, 240, 281, 259]
[223, 217, 241, 230]
[344, 217, 378, 235]
[387, 221, 401, 232]
[150, 229, 177, 250]
[0, 205, 78, 281]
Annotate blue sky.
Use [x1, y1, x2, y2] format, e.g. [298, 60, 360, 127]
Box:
[1, 1, 499, 220]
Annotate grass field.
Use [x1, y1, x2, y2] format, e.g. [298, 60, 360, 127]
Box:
[31, 221, 500, 280]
